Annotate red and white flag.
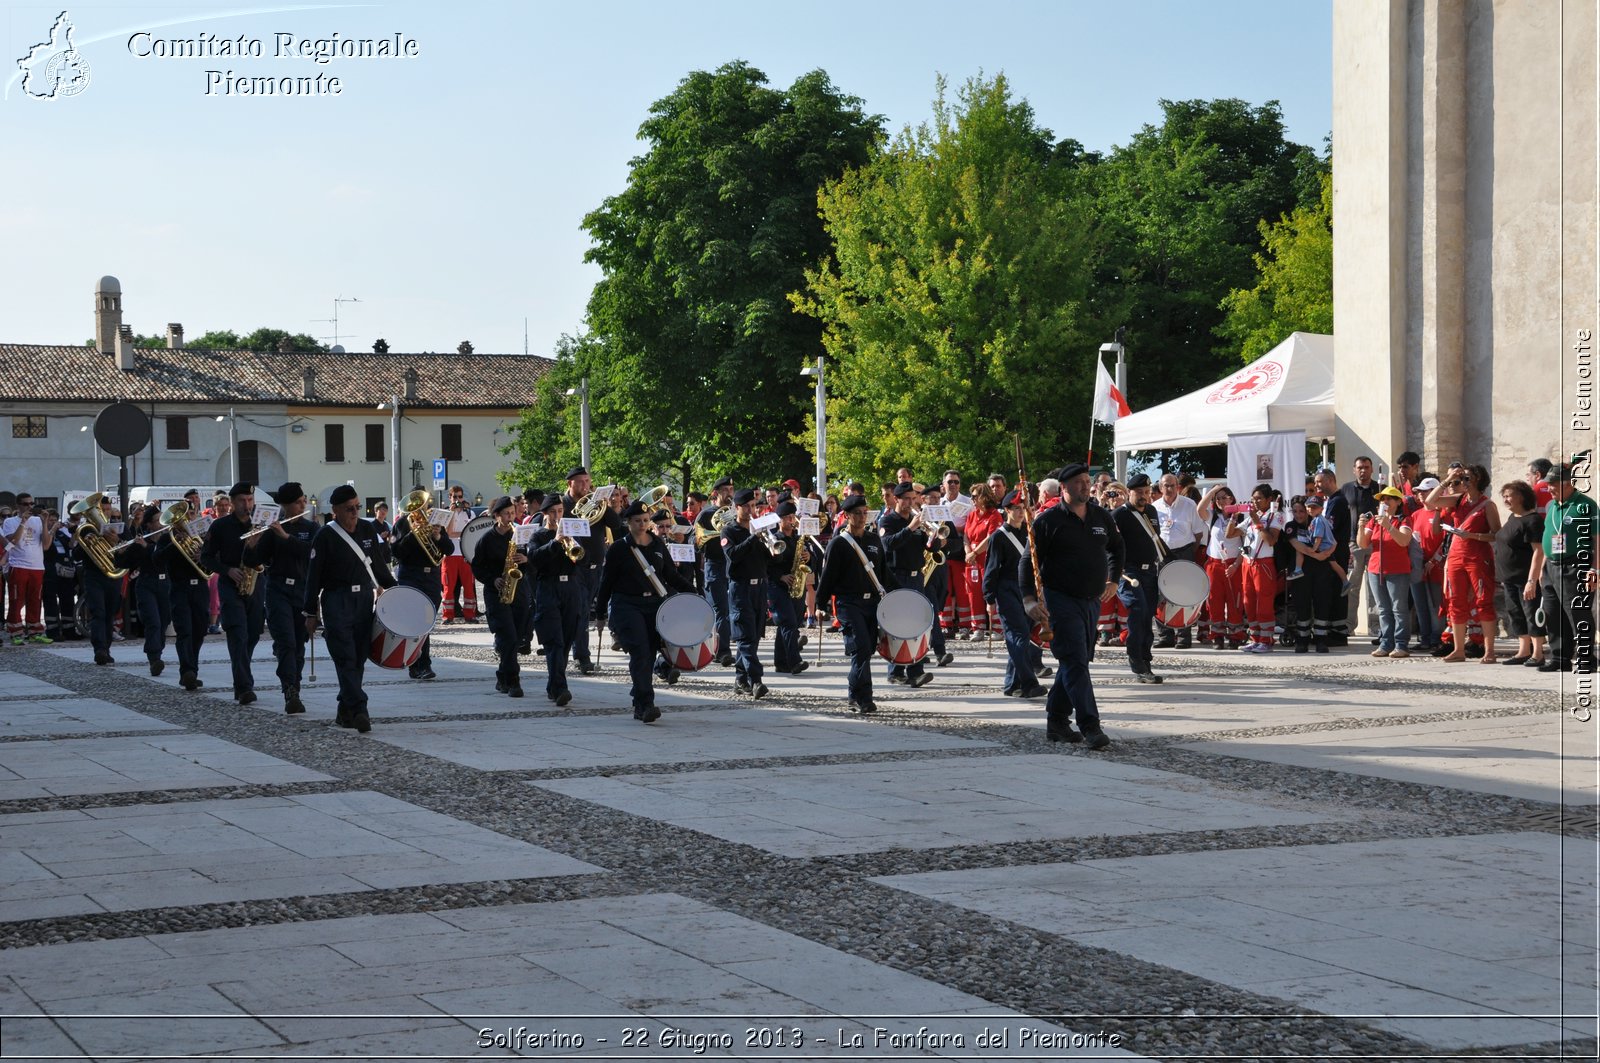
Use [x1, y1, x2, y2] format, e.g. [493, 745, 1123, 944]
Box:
[1092, 356, 1131, 423]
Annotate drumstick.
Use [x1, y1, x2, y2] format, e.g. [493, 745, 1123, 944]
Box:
[308, 628, 316, 683]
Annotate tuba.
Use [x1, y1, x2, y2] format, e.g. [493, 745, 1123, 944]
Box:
[639, 485, 672, 515]
[70, 493, 128, 579]
[694, 504, 735, 546]
[161, 503, 211, 580]
[402, 489, 444, 565]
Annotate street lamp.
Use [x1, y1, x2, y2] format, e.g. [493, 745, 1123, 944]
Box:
[565, 377, 591, 470]
[376, 396, 402, 518]
[1100, 330, 1128, 482]
[214, 409, 238, 485]
[799, 358, 825, 494]
[79, 423, 96, 492]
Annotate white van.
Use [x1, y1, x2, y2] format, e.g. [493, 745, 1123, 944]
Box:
[124, 485, 275, 512]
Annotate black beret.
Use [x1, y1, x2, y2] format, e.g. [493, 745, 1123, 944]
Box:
[892, 482, 917, 498]
[1058, 463, 1089, 483]
[522, 487, 544, 502]
[651, 508, 672, 523]
[840, 494, 868, 513]
[489, 495, 515, 514]
[713, 476, 734, 490]
[564, 466, 587, 481]
[183, 488, 200, 498]
[732, 488, 757, 505]
[1125, 473, 1152, 489]
[540, 494, 564, 513]
[776, 490, 793, 504]
[273, 482, 303, 505]
[1002, 490, 1026, 508]
[775, 501, 797, 517]
[328, 485, 358, 506]
[621, 501, 647, 519]
[228, 481, 254, 498]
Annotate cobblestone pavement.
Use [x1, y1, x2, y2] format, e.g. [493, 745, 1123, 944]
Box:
[0, 628, 1594, 1061]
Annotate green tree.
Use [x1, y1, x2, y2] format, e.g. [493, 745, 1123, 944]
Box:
[184, 328, 326, 353]
[792, 74, 1097, 484]
[1217, 170, 1333, 360]
[512, 61, 882, 490]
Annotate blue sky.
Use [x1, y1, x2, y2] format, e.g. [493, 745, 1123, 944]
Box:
[2, 0, 1331, 356]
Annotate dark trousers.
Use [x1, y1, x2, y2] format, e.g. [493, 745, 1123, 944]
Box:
[1117, 565, 1158, 673]
[485, 585, 531, 687]
[134, 574, 171, 664]
[534, 583, 581, 696]
[1542, 562, 1595, 669]
[265, 579, 309, 694]
[610, 594, 663, 709]
[572, 565, 598, 665]
[1288, 560, 1336, 642]
[1043, 589, 1102, 735]
[729, 577, 765, 683]
[703, 557, 731, 657]
[767, 580, 802, 672]
[886, 569, 927, 681]
[397, 570, 442, 672]
[218, 579, 264, 695]
[1330, 544, 1353, 638]
[44, 571, 76, 640]
[835, 594, 878, 702]
[170, 578, 209, 674]
[322, 588, 374, 717]
[82, 571, 123, 657]
[923, 565, 948, 657]
[993, 581, 1041, 693]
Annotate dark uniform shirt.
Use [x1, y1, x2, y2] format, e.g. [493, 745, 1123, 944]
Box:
[982, 520, 1029, 600]
[1340, 480, 1382, 529]
[1028, 501, 1125, 599]
[391, 516, 455, 581]
[593, 536, 694, 620]
[1113, 504, 1163, 571]
[302, 518, 396, 613]
[814, 528, 890, 601]
[526, 527, 580, 584]
[201, 512, 259, 575]
[697, 505, 728, 567]
[253, 516, 318, 586]
[722, 523, 771, 581]
[469, 525, 530, 591]
[877, 510, 932, 575]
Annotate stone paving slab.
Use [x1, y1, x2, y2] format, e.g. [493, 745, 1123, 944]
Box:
[0, 696, 181, 738]
[535, 755, 1340, 857]
[373, 708, 996, 771]
[0, 791, 600, 921]
[0, 673, 74, 700]
[1181, 711, 1596, 803]
[873, 832, 1598, 1049]
[0, 895, 1146, 1059]
[0, 732, 331, 801]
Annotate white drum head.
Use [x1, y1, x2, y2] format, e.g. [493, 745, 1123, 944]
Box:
[878, 587, 934, 639]
[1157, 559, 1210, 609]
[657, 592, 714, 646]
[460, 514, 496, 567]
[375, 586, 435, 637]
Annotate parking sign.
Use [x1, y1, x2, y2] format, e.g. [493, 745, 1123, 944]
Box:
[432, 458, 447, 493]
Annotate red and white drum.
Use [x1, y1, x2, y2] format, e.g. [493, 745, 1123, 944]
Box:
[1156, 558, 1210, 628]
[656, 592, 717, 672]
[876, 587, 934, 664]
[369, 586, 435, 670]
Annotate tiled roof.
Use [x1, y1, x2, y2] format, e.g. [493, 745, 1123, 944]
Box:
[0, 344, 553, 408]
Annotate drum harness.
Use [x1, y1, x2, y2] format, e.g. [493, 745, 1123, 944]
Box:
[328, 522, 384, 598]
[629, 544, 671, 597]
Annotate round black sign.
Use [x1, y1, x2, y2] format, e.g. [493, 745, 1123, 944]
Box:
[94, 402, 151, 457]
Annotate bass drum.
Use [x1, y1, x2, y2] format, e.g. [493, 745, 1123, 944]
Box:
[369, 586, 436, 669]
[1156, 558, 1210, 628]
[656, 592, 717, 672]
[876, 587, 933, 664]
[458, 514, 497, 568]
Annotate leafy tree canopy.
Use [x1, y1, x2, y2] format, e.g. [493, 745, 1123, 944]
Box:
[1217, 170, 1333, 361]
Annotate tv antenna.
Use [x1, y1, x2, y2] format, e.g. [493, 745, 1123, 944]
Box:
[312, 295, 361, 348]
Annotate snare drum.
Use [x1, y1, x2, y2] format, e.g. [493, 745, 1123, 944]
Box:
[369, 586, 436, 669]
[876, 587, 934, 664]
[1156, 558, 1210, 628]
[656, 592, 717, 672]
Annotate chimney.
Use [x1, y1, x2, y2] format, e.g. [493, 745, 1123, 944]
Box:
[302, 365, 317, 401]
[166, 323, 183, 349]
[94, 275, 122, 354]
[457, 340, 473, 355]
[403, 366, 418, 402]
[115, 325, 135, 371]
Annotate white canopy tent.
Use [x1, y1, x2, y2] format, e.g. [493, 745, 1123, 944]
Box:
[1112, 332, 1335, 452]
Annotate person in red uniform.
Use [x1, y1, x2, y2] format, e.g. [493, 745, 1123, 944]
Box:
[1356, 486, 1415, 657]
[1405, 476, 1447, 652]
[962, 484, 1003, 638]
[1226, 484, 1284, 653]
[1426, 464, 1502, 663]
[1197, 484, 1245, 648]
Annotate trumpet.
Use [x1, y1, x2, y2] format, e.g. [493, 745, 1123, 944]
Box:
[758, 528, 785, 556]
[558, 535, 585, 563]
[400, 489, 444, 565]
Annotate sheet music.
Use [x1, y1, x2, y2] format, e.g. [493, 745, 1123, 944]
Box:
[560, 518, 590, 539]
[187, 515, 214, 536]
[428, 508, 452, 527]
[667, 543, 696, 563]
[794, 497, 820, 516]
[513, 523, 537, 546]
[594, 484, 617, 500]
[252, 503, 281, 528]
[922, 504, 953, 522]
[750, 512, 780, 532]
[798, 517, 822, 536]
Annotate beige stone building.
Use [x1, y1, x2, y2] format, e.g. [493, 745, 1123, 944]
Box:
[1333, 0, 1597, 484]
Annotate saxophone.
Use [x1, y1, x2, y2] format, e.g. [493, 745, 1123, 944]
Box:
[237, 562, 265, 596]
[788, 533, 809, 599]
[498, 530, 523, 604]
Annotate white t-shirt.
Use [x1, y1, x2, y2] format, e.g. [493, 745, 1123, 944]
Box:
[446, 507, 472, 551]
[1244, 508, 1285, 560]
[1, 515, 45, 570]
[1206, 514, 1243, 560]
[1154, 494, 1205, 549]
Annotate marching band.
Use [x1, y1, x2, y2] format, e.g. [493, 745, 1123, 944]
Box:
[57, 455, 1140, 747]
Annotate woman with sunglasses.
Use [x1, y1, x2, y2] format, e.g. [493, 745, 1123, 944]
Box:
[1197, 483, 1245, 648]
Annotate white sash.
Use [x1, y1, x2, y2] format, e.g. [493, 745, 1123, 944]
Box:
[629, 544, 670, 597]
[328, 521, 382, 592]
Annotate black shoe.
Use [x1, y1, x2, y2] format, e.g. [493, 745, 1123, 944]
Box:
[285, 692, 305, 715]
[1035, 665, 1053, 679]
[1294, 640, 1309, 654]
[1097, 632, 1114, 646]
[179, 671, 198, 691]
[663, 667, 681, 685]
[909, 672, 932, 688]
[1539, 660, 1572, 673]
[1003, 687, 1022, 697]
[237, 690, 257, 705]
[410, 667, 437, 680]
[518, 641, 533, 655]
[1465, 642, 1485, 659]
[1314, 639, 1329, 654]
[354, 712, 372, 733]
[335, 712, 355, 729]
[1084, 730, 1112, 751]
[634, 704, 660, 723]
[1154, 634, 1176, 649]
[1177, 633, 1192, 649]
[789, 661, 810, 675]
[93, 653, 111, 666]
[735, 680, 752, 695]
[715, 653, 735, 667]
[849, 699, 878, 714]
[554, 690, 572, 707]
[887, 674, 909, 685]
[1018, 685, 1047, 699]
[495, 679, 508, 693]
[1134, 671, 1164, 684]
[507, 684, 524, 698]
[149, 658, 165, 677]
[1046, 725, 1082, 744]
[577, 660, 595, 676]
[751, 681, 768, 699]
[1327, 634, 1349, 647]
[798, 635, 808, 648]
[1502, 655, 1531, 666]
[1431, 643, 1453, 657]
[1524, 656, 1545, 667]
[935, 651, 954, 667]
[1371, 637, 1381, 646]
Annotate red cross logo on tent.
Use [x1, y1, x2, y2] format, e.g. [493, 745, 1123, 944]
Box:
[1206, 360, 1284, 405]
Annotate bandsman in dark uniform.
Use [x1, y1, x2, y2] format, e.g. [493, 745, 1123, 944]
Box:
[877, 481, 934, 688]
[74, 510, 123, 666]
[201, 481, 266, 704]
[390, 489, 455, 683]
[167, 512, 212, 691]
[814, 494, 892, 713]
[720, 488, 770, 698]
[470, 496, 533, 698]
[985, 490, 1047, 698]
[120, 504, 171, 675]
[918, 482, 955, 667]
[561, 467, 605, 675]
[253, 482, 317, 713]
[302, 485, 396, 732]
[595, 501, 695, 722]
[766, 501, 813, 675]
[527, 494, 583, 705]
[696, 476, 735, 665]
